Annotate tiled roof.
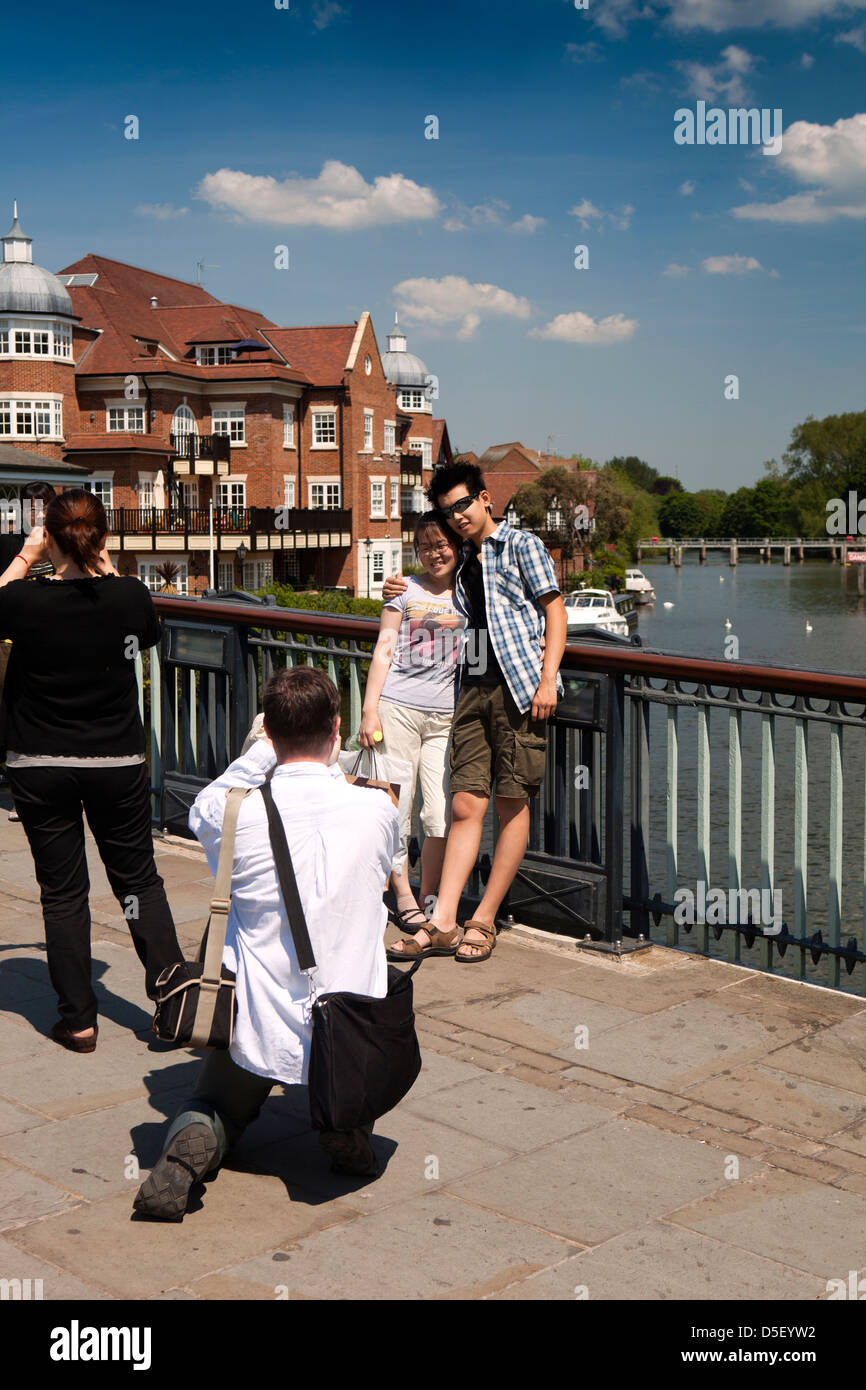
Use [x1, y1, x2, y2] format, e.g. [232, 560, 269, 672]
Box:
[478, 442, 541, 472]
[261, 326, 358, 385]
[0, 442, 91, 474]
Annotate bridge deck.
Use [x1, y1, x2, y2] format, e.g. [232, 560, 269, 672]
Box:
[1, 809, 865, 1300]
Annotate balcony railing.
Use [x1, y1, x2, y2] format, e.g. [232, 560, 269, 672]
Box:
[106, 506, 353, 543]
[169, 432, 231, 463]
[140, 597, 866, 997]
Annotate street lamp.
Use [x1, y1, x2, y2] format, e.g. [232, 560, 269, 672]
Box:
[236, 541, 247, 590]
[364, 536, 372, 597]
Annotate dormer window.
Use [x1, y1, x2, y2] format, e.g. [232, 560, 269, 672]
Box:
[398, 388, 426, 411]
[196, 345, 237, 366]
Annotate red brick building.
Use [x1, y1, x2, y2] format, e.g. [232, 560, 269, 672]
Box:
[0, 206, 452, 596]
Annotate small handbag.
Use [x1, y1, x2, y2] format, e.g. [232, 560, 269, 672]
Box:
[339, 746, 401, 810]
[151, 786, 249, 1049]
[259, 776, 422, 1131]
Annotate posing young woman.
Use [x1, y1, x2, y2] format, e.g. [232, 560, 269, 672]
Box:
[0, 489, 183, 1051]
[359, 511, 465, 948]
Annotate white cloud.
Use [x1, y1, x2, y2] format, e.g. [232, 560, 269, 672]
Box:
[566, 40, 603, 63]
[836, 23, 866, 48]
[733, 191, 866, 221]
[197, 161, 440, 230]
[530, 311, 639, 344]
[510, 214, 547, 234]
[569, 199, 634, 231]
[702, 254, 763, 273]
[312, 1, 346, 29]
[732, 112, 866, 222]
[443, 199, 510, 232]
[801, 52, 816, 67]
[679, 179, 696, 195]
[663, 262, 691, 276]
[676, 44, 757, 104]
[393, 276, 532, 340]
[591, 0, 866, 36]
[136, 203, 189, 220]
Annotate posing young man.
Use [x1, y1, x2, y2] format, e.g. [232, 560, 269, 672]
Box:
[385, 462, 566, 963]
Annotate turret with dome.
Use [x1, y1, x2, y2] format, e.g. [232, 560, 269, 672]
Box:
[0, 203, 75, 319]
[0, 202, 78, 460]
[381, 314, 433, 409]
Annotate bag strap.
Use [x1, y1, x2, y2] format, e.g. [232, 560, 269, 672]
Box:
[190, 784, 250, 1048]
[349, 746, 378, 779]
[259, 776, 317, 973]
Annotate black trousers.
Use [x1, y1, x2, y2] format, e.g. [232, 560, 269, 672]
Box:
[8, 762, 183, 1031]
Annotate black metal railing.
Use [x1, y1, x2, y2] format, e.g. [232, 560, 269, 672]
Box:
[142, 596, 866, 995]
[169, 432, 231, 463]
[106, 506, 353, 544]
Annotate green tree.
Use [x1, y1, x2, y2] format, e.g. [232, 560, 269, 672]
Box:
[782, 411, 866, 495]
[658, 492, 703, 537]
[513, 466, 595, 575]
[605, 455, 658, 491]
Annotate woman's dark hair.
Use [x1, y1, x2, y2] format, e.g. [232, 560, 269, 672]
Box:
[263, 666, 340, 753]
[44, 489, 107, 574]
[21, 481, 56, 504]
[413, 509, 460, 556]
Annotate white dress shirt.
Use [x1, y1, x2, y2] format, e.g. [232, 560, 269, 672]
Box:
[189, 740, 400, 1085]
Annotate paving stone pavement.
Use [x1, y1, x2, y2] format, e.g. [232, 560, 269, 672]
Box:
[1, 814, 865, 1301]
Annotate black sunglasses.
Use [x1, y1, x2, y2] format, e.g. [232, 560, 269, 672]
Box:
[440, 491, 480, 520]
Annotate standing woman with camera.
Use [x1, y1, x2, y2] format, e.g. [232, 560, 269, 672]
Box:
[0, 489, 183, 1052]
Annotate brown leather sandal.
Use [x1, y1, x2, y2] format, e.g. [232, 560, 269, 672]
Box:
[386, 926, 459, 961]
[455, 919, 497, 963]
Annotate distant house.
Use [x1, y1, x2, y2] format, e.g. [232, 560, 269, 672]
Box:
[470, 441, 596, 575]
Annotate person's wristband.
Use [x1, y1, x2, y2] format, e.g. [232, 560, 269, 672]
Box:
[15, 554, 30, 574]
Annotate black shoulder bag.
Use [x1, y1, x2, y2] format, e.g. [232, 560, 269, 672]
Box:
[259, 778, 423, 1132]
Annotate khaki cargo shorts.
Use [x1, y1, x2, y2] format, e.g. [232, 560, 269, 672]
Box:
[449, 681, 548, 800]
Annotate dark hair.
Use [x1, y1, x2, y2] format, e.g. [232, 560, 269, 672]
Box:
[425, 462, 487, 508]
[413, 509, 460, 556]
[21, 481, 56, 504]
[44, 488, 107, 573]
[262, 666, 340, 753]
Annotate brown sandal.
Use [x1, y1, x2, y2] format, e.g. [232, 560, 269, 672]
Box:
[455, 919, 497, 963]
[386, 926, 459, 961]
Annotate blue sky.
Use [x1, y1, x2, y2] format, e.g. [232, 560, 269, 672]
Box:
[4, 0, 866, 487]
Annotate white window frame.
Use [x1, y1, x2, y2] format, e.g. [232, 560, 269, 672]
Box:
[398, 388, 431, 413]
[282, 403, 296, 449]
[371, 548, 386, 586]
[196, 345, 237, 366]
[217, 480, 246, 509]
[283, 476, 296, 509]
[309, 477, 341, 510]
[384, 419, 396, 455]
[182, 480, 199, 509]
[172, 404, 198, 439]
[242, 558, 274, 591]
[311, 409, 337, 449]
[138, 559, 189, 595]
[0, 318, 72, 361]
[408, 437, 433, 469]
[362, 409, 374, 452]
[211, 404, 246, 445]
[218, 560, 235, 591]
[83, 474, 114, 509]
[370, 478, 386, 518]
[390, 479, 400, 518]
[106, 402, 145, 433]
[0, 394, 63, 440]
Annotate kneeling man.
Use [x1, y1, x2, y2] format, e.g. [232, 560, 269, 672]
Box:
[134, 666, 399, 1221]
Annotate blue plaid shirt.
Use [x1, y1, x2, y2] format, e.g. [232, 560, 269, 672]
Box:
[453, 521, 564, 713]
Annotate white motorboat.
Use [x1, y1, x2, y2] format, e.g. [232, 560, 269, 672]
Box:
[564, 589, 630, 639]
[625, 568, 656, 604]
